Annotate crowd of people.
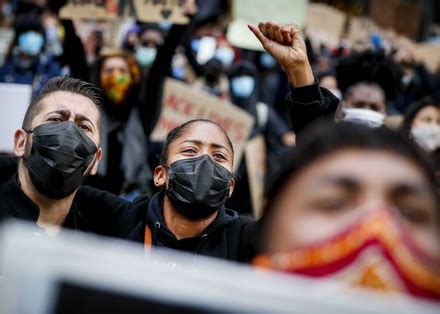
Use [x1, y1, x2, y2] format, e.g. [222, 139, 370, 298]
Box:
[0, 0, 439, 305]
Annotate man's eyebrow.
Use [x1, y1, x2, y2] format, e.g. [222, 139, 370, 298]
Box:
[179, 139, 231, 153]
[44, 110, 96, 129]
[75, 113, 95, 128]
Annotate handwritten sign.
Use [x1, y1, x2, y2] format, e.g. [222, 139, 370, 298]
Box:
[60, 0, 119, 20]
[244, 135, 266, 219]
[150, 79, 254, 171]
[134, 0, 189, 24]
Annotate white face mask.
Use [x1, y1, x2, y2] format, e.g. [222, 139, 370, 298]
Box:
[343, 108, 385, 128]
[411, 125, 440, 152]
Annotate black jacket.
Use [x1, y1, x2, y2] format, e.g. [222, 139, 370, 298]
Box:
[74, 187, 259, 262]
[0, 175, 119, 234]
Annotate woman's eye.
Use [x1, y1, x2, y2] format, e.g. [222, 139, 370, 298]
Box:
[213, 153, 226, 161]
[182, 148, 197, 154]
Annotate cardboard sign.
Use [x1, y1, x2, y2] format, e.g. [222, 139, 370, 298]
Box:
[244, 135, 266, 219]
[305, 3, 346, 48]
[60, 0, 119, 20]
[150, 79, 254, 170]
[414, 44, 440, 73]
[0, 84, 32, 153]
[134, 0, 190, 24]
[227, 0, 308, 51]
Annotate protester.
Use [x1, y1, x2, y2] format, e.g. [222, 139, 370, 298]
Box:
[0, 76, 104, 236]
[253, 122, 440, 301]
[403, 97, 440, 152]
[0, 15, 62, 92]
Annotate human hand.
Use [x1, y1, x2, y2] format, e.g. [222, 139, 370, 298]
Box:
[249, 21, 314, 87]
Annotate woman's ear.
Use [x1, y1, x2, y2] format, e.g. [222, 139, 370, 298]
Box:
[14, 129, 28, 157]
[153, 165, 168, 188]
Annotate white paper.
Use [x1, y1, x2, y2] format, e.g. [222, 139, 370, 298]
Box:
[0, 83, 32, 153]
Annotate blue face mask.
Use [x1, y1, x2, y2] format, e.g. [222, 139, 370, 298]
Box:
[18, 31, 44, 56]
[231, 76, 255, 98]
[215, 47, 234, 66]
[135, 47, 157, 67]
[260, 52, 276, 69]
[191, 38, 200, 52]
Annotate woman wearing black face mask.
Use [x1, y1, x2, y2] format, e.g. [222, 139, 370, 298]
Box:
[75, 119, 259, 262]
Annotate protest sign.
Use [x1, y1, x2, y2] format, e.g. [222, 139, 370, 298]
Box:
[227, 0, 308, 51]
[245, 135, 266, 219]
[414, 44, 440, 73]
[0, 84, 32, 153]
[134, 0, 190, 24]
[305, 3, 346, 48]
[60, 0, 119, 20]
[150, 79, 254, 171]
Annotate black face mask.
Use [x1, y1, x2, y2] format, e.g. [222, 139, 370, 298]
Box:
[166, 155, 232, 220]
[24, 121, 98, 199]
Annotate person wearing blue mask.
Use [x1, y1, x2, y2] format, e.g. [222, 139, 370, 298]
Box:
[227, 60, 295, 215]
[0, 16, 62, 93]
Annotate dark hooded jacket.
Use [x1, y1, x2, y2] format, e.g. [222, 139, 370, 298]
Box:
[73, 186, 258, 262]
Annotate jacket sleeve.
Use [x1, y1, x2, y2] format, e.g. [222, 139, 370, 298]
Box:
[138, 23, 190, 137]
[0, 156, 18, 183]
[286, 81, 340, 134]
[74, 186, 148, 238]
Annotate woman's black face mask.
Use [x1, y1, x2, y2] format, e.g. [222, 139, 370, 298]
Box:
[166, 155, 232, 220]
[24, 121, 98, 199]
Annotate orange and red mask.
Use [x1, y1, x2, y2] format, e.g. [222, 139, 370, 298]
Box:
[254, 209, 440, 301]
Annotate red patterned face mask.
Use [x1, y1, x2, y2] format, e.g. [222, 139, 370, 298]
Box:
[254, 209, 440, 301]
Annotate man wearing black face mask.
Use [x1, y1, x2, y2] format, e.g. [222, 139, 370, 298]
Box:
[0, 76, 105, 236]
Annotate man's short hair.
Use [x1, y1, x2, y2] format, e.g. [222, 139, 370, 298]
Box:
[22, 76, 103, 130]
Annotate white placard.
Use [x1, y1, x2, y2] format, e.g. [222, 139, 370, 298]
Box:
[0, 84, 32, 153]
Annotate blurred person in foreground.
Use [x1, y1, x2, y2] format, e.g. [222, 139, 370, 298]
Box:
[250, 20, 440, 302]
[253, 122, 440, 301]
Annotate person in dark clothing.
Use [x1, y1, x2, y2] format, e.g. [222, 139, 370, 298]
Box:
[226, 60, 294, 215]
[85, 1, 199, 195]
[0, 76, 107, 236]
[73, 119, 258, 262]
[0, 15, 63, 93]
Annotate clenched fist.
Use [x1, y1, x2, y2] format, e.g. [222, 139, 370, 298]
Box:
[249, 21, 314, 87]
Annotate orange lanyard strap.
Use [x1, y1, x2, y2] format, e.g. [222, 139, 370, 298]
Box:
[144, 225, 152, 251]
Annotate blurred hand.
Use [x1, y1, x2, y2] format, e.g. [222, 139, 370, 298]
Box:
[249, 21, 314, 87]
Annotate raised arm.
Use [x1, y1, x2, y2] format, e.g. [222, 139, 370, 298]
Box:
[249, 22, 339, 134]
